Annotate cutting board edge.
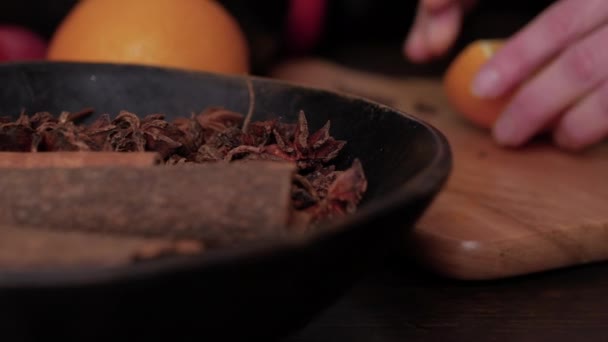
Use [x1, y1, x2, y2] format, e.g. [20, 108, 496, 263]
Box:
[269, 57, 608, 280]
[409, 226, 608, 280]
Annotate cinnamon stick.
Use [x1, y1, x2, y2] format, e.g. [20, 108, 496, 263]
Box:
[0, 161, 296, 248]
[0, 224, 204, 270]
[0, 151, 161, 168]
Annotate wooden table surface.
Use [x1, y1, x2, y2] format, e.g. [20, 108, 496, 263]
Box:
[286, 257, 608, 342]
[277, 42, 608, 341]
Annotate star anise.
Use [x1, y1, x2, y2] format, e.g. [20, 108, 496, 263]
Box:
[84, 114, 115, 150]
[290, 111, 346, 169]
[195, 126, 244, 161]
[0, 116, 36, 152]
[141, 119, 184, 160]
[0, 107, 368, 231]
[35, 111, 95, 152]
[242, 119, 276, 146]
[289, 159, 367, 229]
[196, 107, 244, 139]
[213, 111, 347, 169]
[234, 111, 348, 170]
[173, 115, 204, 155]
[326, 159, 367, 213]
[100, 111, 146, 152]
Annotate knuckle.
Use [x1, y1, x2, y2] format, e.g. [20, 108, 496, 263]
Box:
[508, 90, 548, 125]
[488, 43, 528, 85]
[562, 44, 598, 86]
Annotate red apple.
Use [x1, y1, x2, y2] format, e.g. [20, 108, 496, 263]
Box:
[0, 25, 47, 61]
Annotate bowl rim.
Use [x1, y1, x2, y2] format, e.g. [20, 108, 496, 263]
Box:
[0, 61, 452, 289]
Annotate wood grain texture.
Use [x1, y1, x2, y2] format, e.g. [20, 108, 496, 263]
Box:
[0, 225, 202, 270]
[0, 151, 161, 168]
[0, 161, 296, 248]
[270, 58, 608, 280]
[286, 260, 608, 342]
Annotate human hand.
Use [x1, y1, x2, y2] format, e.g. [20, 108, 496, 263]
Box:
[472, 0, 608, 150]
[404, 0, 477, 63]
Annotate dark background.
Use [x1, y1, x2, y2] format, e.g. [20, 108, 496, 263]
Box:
[6, 2, 608, 342]
[0, 1, 556, 74]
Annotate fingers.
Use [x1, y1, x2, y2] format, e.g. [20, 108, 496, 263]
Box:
[422, 0, 455, 11]
[472, 0, 608, 99]
[492, 23, 608, 147]
[404, 3, 432, 63]
[422, 0, 476, 13]
[404, 1, 463, 62]
[426, 5, 463, 57]
[553, 80, 608, 150]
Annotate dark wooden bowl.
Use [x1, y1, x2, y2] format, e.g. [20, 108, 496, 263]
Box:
[0, 61, 451, 341]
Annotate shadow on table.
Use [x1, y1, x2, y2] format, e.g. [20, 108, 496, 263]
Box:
[285, 253, 608, 342]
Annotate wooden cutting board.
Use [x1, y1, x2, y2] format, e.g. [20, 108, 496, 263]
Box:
[270, 58, 608, 280]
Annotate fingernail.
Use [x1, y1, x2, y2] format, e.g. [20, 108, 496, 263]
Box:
[492, 114, 516, 146]
[472, 68, 501, 98]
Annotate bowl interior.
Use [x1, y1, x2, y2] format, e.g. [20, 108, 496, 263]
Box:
[0, 62, 452, 340]
[0, 61, 445, 204]
[0, 61, 451, 280]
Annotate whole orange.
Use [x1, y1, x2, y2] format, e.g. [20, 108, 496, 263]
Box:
[443, 39, 510, 129]
[47, 0, 250, 75]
